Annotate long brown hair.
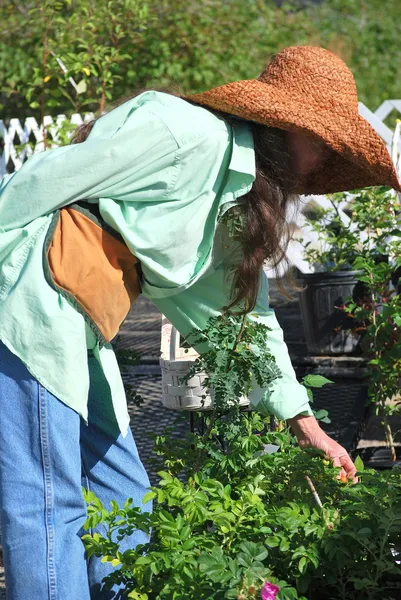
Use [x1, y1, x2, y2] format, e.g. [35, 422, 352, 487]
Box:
[221, 117, 298, 313]
[71, 90, 299, 314]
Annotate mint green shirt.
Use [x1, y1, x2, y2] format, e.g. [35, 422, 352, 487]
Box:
[0, 91, 312, 436]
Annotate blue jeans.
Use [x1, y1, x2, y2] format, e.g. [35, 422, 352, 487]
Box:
[0, 341, 152, 599]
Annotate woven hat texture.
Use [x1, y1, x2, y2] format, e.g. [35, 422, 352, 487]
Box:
[183, 46, 401, 194]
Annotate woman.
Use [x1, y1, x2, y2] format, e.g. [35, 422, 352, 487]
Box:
[0, 45, 399, 599]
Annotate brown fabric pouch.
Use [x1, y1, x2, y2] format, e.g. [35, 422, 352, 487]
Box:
[43, 204, 141, 345]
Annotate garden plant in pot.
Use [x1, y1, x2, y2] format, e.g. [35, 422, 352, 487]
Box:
[80, 315, 401, 599]
[299, 186, 401, 466]
[297, 191, 368, 356]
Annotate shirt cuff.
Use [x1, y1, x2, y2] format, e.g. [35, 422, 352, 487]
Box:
[248, 378, 314, 421]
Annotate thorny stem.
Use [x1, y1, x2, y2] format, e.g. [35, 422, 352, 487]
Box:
[337, 568, 348, 600]
[329, 197, 343, 222]
[305, 475, 332, 530]
[305, 475, 323, 511]
[99, 87, 107, 114]
[232, 312, 247, 351]
[352, 535, 379, 564]
[383, 418, 397, 462]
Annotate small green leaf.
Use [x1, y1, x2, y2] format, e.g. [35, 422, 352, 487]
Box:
[354, 455, 365, 472]
[303, 375, 334, 388]
[76, 79, 87, 94]
[142, 491, 157, 504]
[358, 528, 372, 537]
[313, 409, 331, 423]
[298, 556, 307, 574]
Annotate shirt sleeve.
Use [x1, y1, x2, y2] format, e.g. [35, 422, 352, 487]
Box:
[0, 100, 179, 231]
[152, 264, 313, 421]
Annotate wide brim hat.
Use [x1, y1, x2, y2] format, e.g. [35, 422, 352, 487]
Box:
[182, 46, 401, 195]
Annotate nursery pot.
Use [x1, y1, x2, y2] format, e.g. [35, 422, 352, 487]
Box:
[297, 270, 362, 356]
[357, 446, 401, 470]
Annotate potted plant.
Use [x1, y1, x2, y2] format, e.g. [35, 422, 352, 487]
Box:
[297, 189, 378, 356]
[299, 186, 401, 466]
[344, 253, 401, 467]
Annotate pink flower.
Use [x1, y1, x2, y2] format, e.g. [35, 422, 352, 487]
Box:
[261, 581, 280, 600]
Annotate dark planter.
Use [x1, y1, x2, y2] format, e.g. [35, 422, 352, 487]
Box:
[298, 270, 363, 356]
[357, 446, 401, 470]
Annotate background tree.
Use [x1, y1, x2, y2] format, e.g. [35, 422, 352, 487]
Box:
[1, 0, 400, 123]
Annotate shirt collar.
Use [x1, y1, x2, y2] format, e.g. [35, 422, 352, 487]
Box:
[229, 120, 256, 178]
[217, 119, 256, 221]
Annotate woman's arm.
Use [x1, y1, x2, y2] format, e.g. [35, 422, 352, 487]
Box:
[151, 265, 356, 479]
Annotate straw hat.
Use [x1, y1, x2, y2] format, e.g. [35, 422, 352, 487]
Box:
[183, 46, 401, 194]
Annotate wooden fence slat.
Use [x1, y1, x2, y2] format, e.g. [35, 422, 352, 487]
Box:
[358, 102, 394, 148]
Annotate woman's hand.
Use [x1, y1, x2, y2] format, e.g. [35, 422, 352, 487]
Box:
[288, 414, 357, 482]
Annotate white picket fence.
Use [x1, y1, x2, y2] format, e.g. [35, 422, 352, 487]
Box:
[0, 112, 95, 174]
[1, 101, 401, 274]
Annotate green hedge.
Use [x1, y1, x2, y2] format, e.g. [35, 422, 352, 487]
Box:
[1, 0, 400, 121]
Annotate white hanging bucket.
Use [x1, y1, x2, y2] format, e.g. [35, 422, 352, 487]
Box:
[159, 316, 249, 410]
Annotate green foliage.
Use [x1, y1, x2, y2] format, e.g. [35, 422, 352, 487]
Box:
[2, 0, 401, 124]
[178, 314, 331, 456]
[222, 206, 248, 241]
[0, 0, 148, 122]
[300, 194, 359, 272]
[301, 186, 401, 457]
[301, 375, 333, 424]
[81, 314, 400, 598]
[182, 313, 282, 417]
[301, 188, 398, 272]
[81, 412, 401, 599]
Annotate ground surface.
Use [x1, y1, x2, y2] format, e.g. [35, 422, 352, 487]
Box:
[0, 280, 399, 593]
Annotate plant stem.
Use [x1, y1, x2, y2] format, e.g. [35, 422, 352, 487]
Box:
[338, 568, 348, 600]
[192, 412, 217, 474]
[99, 88, 106, 113]
[375, 516, 395, 585]
[233, 312, 247, 350]
[200, 413, 217, 447]
[383, 417, 397, 462]
[305, 475, 323, 511]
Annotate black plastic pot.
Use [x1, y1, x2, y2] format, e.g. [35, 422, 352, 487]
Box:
[298, 270, 362, 356]
[357, 446, 401, 470]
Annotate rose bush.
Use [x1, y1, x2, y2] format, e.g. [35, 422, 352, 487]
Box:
[81, 412, 401, 599]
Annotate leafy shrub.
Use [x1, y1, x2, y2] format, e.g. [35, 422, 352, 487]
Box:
[81, 412, 401, 599]
[2, 0, 401, 121]
[301, 186, 401, 459]
[81, 311, 400, 598]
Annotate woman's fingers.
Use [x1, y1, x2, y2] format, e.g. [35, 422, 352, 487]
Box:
[331, 455, 345, 479]
[289, 416, 359, 483]
[330, 447, 358, 483]
[341, 452, 357, 479]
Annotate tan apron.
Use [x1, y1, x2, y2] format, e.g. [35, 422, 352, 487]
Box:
[43, 202, 142, 347]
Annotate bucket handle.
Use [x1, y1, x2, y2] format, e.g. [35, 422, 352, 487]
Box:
[161, 316, 180, 360]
